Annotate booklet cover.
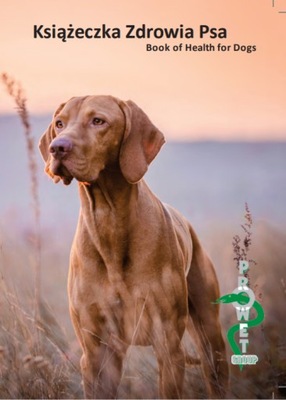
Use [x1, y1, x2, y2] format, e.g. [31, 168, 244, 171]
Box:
[0, 1, 285, 398]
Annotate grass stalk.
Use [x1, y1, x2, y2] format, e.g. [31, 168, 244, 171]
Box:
[1, 72, 41, 324]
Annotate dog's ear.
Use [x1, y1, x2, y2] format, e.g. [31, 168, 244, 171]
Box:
[119, 100, 165, 184]
[39, 103, 66, 183]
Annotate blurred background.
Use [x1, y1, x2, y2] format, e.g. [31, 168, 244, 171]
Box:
[0, 0, 285, 398]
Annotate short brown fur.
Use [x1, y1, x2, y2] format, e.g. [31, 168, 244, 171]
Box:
[39, 95, 228, 399]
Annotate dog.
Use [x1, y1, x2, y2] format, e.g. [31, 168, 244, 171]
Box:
[39, 95, 228, 399]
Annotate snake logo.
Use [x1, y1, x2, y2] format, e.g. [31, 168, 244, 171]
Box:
[213, 260, 265, 370]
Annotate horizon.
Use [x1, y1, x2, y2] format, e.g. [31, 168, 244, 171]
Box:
[1, 111, 285, 142]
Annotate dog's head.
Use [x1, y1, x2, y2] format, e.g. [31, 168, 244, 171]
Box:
[39, 95, 165, 185]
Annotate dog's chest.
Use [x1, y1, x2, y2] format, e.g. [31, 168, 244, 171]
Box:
[70, 256, 187, 347]
[72, 273, 155, 345]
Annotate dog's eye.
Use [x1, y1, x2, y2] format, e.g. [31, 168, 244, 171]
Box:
[55, 120, 64, 129]
[92, 117, 104, 126]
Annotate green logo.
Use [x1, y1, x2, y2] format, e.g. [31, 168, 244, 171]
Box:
[214, 260, 265, 370]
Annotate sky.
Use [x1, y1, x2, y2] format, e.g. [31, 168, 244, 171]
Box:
[0, 0, 286, 140]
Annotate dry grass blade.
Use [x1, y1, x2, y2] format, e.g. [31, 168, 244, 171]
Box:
[1, 72, 41, 322]
[0, 278, 82, 399]
[232, 202, 257, 286]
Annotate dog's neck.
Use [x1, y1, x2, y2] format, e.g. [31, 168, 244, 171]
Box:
[76, 168, 141, 281]
[78, 168, 138, 215]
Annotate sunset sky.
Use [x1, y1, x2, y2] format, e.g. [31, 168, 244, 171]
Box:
[1, 0, 285, 140]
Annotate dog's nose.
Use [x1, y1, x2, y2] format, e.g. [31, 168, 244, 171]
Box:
[49, 137, 73, 159]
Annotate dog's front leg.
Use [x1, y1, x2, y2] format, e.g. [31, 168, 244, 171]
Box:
[154, 334, 185, 399]
[80, 343, 124, 399]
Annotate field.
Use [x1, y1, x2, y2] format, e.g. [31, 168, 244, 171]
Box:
[0, 111, 286, 398]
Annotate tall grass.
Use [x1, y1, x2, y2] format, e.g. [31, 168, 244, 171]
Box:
[1, 73, 41, 322]
[0, 73, 82, 398]
[0, 276, 82, 399]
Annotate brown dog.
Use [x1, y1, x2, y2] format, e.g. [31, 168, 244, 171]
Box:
[39, 95, 228, 399]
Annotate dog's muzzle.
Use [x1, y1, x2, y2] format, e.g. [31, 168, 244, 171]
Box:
[50, 137, 73, 160]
